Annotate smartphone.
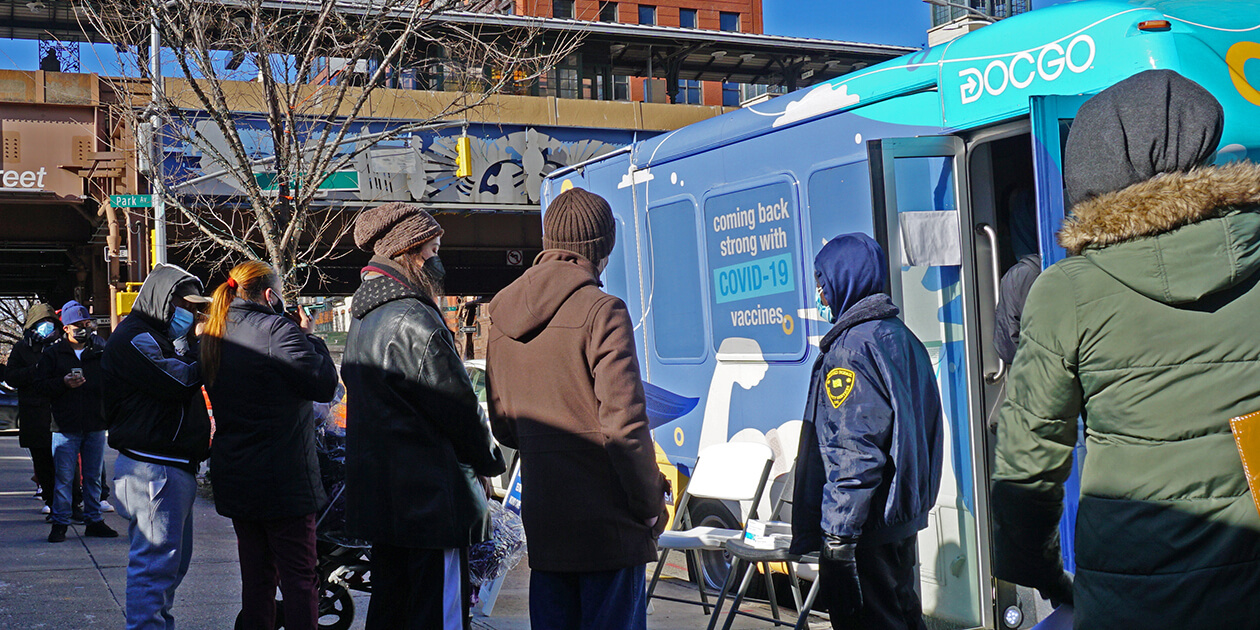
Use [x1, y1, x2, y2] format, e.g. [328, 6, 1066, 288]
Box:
[69, 368, 83, 378]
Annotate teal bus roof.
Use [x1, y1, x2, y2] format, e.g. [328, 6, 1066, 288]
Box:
[624, 0, 1260, 171]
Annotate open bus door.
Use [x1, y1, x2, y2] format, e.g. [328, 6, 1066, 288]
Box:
[868, 135, 993, 629]
[1028, 93, 1090, 577]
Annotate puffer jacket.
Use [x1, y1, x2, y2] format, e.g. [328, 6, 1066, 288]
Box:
[207, 299, 338, 521]
[993, 162, 1260, 629]
[341, 257, 504, 549]
[102, 264, 211, 473]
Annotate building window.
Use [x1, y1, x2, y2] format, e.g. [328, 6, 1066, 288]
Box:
[639, 5, 656, 25]
[553, 0, 574, 19]
[613, 75, 630, 100]
[719, 11, 739, 31]
[556, 55, 580, 99]
[722, 82, 740, 106]
[678, 79, 701, 104]
[600, 2, 618, 22]
[679, 8, 697, 28]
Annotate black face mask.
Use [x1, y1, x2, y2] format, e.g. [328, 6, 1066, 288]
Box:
[423, 255, 446, 283]
[71, 328, 92, 343]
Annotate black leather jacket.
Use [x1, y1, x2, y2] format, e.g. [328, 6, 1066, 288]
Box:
[341, 258, 504, 549]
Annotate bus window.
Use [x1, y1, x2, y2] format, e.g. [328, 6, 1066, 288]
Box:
[806, 161, 872, 263]
[702, 180, 805, 362]
[647, 199, 706, 360]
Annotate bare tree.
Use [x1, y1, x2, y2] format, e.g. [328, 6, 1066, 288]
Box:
[0, 297, 37, 362]
[83, 0, 578, 293]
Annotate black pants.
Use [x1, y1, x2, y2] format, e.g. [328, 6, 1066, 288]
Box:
[234, 514, 319, 630]
[822, 536, 926, 630]
[28, 444, 55, 507]
[367, 544, 470, 630]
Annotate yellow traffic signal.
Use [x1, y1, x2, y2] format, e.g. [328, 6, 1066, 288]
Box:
[456, 135, 472, 178]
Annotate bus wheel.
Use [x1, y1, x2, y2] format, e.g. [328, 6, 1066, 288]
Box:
[687, 499, 739, 591]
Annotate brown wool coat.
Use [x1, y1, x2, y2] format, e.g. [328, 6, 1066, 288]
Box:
[487, 250, 667, 573]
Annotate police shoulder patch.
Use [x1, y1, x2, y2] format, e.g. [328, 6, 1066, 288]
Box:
[825, 367, 856, 409]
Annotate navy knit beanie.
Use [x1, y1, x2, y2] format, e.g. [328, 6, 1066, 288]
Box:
[543, 188, 616, 264]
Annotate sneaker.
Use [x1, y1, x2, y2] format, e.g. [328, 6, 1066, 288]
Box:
[84, 520, 118, 538]
[48, 524, 68, 543]
[40, 505, 50, 515]
[99, 500, 115, 513]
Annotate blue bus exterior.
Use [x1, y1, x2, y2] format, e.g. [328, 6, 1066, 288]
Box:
[542, 2, 1260, 627]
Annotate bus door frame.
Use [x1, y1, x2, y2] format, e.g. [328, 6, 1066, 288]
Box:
[868, 135, 995, 630]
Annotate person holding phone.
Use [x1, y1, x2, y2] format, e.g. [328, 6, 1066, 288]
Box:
[202, 261, 339, 630]
[35, 300, 118, 543]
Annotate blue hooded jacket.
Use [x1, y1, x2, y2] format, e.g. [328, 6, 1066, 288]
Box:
[791, 234, 944, 551]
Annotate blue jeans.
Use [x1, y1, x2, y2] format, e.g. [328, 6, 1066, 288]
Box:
[113, 454, 197, 630]
[529, 565, 647, 630]
[50, 430, 106, 525]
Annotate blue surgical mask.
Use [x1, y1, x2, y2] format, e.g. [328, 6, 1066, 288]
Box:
[815, 286, 834, 324]
[169, 307, 194, 339]
[34, 321, 56, 340]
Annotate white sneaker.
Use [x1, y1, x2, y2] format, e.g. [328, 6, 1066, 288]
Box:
[100, 500, 115, 513]
[40, 505, 51, 515]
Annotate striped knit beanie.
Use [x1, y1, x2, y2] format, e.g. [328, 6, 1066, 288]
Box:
[543, 188, 616, 264]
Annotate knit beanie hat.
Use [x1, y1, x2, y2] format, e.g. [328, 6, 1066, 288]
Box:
[542, 188, 616, 264]
[353, 202, 444, 258]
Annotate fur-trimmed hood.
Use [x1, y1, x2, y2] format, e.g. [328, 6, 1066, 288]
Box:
[1059, 162, 1260, 255]
[1059, 162, 1260, 305]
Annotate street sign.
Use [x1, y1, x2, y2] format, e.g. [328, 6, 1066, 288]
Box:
[110, 194, 153, 208]
[253, 171, 360, 192]
[506, 250, 523, 266]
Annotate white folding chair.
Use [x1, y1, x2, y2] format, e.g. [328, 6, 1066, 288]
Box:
[646, 441, 776, 616]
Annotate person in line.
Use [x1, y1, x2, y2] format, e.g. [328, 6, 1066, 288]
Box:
[203, 261, 339, 630]
[991, 69, 1260, 628]
[102, 263, 213, 630]
[7, 303, 61, 518]
[487, 188, 668, 630]
[791, 234, 943, 630]
[36, 300, 119, 542]
[342, 203, 504, 630]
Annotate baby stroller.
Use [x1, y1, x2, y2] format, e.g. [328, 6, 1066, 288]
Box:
[235, 388, 371, 630]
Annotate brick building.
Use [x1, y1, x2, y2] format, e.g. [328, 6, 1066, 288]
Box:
[519, 0, 767, 106]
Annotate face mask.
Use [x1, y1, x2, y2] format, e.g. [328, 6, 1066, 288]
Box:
[169, 307, 194, 339]
[423, 255, 446, 283]
[34, 321, 56, 341]
[71, 327, 93, 343]
[269, 292, 286, 315]
[816, 286, 834, 324]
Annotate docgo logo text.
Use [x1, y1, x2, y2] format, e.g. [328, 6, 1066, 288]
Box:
[958, 34, 1096, 105]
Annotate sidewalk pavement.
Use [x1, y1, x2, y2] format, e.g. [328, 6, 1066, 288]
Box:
[0, 435, 817, 629]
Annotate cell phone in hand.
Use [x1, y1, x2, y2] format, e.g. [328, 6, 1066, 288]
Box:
[70, 368, 83, 377]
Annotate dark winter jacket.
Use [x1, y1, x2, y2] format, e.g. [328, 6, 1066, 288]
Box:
[36, 335, 108, 434]
[993, 161, 1260, 630]
[207, 299, 338, 521]
[993, 254, 1041, 365]
[102, 264, 211, 473]
[487, 250, 668, 572]
[342, 257, 503, 549]
[7, 305, 59, 446]
[792, 292, 944, 551]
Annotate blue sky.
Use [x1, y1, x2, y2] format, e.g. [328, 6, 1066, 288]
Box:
[0, 0, 1075, 72]
[763, 0, 1071, 48]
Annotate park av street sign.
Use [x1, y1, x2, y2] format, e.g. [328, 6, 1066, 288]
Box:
[110, 194, 153, 208]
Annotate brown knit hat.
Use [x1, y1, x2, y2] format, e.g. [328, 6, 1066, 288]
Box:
[542, 188, 615, 264]
[354, 202, 444, 258]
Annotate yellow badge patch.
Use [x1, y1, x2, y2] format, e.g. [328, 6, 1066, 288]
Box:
[825, 368, 855, 409]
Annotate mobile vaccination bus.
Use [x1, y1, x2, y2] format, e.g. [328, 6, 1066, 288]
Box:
[541, 1, 1260, 628]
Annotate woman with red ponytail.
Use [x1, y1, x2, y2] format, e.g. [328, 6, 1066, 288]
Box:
[203, 261, 339, 630]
